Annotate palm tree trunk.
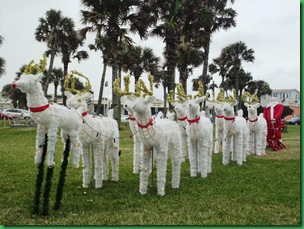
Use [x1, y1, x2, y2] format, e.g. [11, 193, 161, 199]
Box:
[54, 84, 58, 103]
[166, 39, 176, 111]
[44, 50, 56, 96]
[62, 61, 69, 106]
[97, 62, 107, 115]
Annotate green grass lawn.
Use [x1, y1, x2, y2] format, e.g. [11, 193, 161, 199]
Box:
[0, 121, 301, 225]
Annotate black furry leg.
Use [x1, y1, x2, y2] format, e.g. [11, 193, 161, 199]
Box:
[33, 134, 47, 215]
[53, 137, 70, 210]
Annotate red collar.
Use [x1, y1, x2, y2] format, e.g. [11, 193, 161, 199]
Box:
[29, 104, 50, 113]
[129, 115, 136, 121]
[224, 116, 235, 121]
[137, 118, 154, 129]
[178, 116, 187, 121]
[187, 116, 200, 124]
[249, 117, 258, 122]
[82, 111, 88, 117]
[216, 115, 224, 119]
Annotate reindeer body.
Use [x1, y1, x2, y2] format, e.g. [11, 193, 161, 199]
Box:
[129, 95, 181, 196]
[66, 91, 119, 188]
[13, 74, 83, 168]
[214, 104, 225, 154]
[185, 97, 213, 177]
[245, 103, 267, 156]
[121, 96, 142, 174]
[222, 103, 248, 165]
[171, 102, 188, 162]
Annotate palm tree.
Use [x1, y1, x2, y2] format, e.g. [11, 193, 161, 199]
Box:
[199, 0, 237, 91]
[35, 9, 75, 96]
[118, 45, 160, 82]
[0, 35, 5, 77]
[209, 41, 255, 108]
[49, 68, 64, 103]
[247, 80, 272, 99]
[79, 0, 139, 124]
[88, 34, 112, 115]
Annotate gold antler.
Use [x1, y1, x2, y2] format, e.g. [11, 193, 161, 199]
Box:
[194, 81, 204, 98]
[241, 91, 259, 104]
[64, 70, 92, 95]
[113, 75, 133, 96]
[167, 89, 184, 103]
[24, 54, 47, 75]
[176, 83, 192, 100]
[216, 88, 226, 102]
[206, 91, 218, 103]
[135, 75, 154, 97]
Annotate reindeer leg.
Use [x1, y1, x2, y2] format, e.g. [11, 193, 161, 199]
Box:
[188, 138, 197, 177]
[93, 144, 103, 188]
[170, 143, 181, 189]
[139, 147, 151, 195]
[156, 146, 168, 196]
[82, 145, 91, 188]
[133, 135, 141, 174]
[46, 125, 58, 167]
[222, 133, 231, 165]
[109, 144, 120, 182]
[35, 125, 47, 165]
[68, 130, 82, 168]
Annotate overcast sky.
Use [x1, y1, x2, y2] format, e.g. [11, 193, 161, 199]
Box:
[0, 0, 300, 100]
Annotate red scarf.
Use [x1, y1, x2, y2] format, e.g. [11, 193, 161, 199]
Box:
[29, 104, 50, 113]
[137, 118, 154, 129]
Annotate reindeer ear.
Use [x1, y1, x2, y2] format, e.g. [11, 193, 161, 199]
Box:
[254, 103, 260, 108]
[244, 102, 249, 108]
[145, 95, 155, 104]
[232, 101, 238, 107]
[121, 95, 127, 104]
[64, 91, 73, 98]
[195, 96, 206, 104]
[81, 92, 92, 101]
[127, 95, 136, 101]
[171, 102, 177, 107]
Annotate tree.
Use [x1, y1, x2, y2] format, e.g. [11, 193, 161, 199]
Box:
[35, 9, 75, 96]
[0, 35, 5, 77]
[118, 45, 160, 82]
[247, 80, 272, 99]
[80, 0, 139, 124]
[209, 41, 255, 108]
[49, 68, 64, 103]
[199, 0, 237, 91]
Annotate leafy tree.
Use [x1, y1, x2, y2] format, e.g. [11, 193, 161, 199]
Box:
[199, 0, 237, 91]
[118, 45, 160, 82]
[80, 0, 139, 124]
[209, 41, 255, 108]
[247, 80, 272, 99]
[35, 9, 75, 96]
[0, 35, 5, 77]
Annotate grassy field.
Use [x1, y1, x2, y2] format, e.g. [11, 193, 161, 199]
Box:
[0, 120, 301, 225]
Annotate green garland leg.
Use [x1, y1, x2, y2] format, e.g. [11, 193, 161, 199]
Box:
[53, 137, 70, 210]
[33, 133, 47, 215]
[42, 165, 54, 216]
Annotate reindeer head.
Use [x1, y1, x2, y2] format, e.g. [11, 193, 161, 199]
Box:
[242, 91, 260, 117]
[169, 82, 206, 119]
[121, 95, 136, 116]
[12, 54, 47, 93]
[113, 75, 155, 117]
[64, 71, 93, 112]
[216, 88, 238, 118]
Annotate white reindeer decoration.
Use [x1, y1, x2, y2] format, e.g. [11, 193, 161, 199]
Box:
[218, 88, 248, 165]
[65, 71, 120, 188]
[171, 82, 213, 178]
[114, 75, 182, 196]
[12, 56, 83, 168]
[242, 91, 267, 156]
[114, 75, 142, 174]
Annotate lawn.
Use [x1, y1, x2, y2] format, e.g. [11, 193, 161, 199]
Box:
[0, 121, 301, 225]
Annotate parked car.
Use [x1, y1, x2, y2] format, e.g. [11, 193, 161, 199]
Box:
[2, 108, 31, 119]
[286, 116, 300, 125]
[0, 112, 13, 120]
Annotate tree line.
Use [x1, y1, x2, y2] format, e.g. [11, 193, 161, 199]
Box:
[1, 0, 272, 123]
